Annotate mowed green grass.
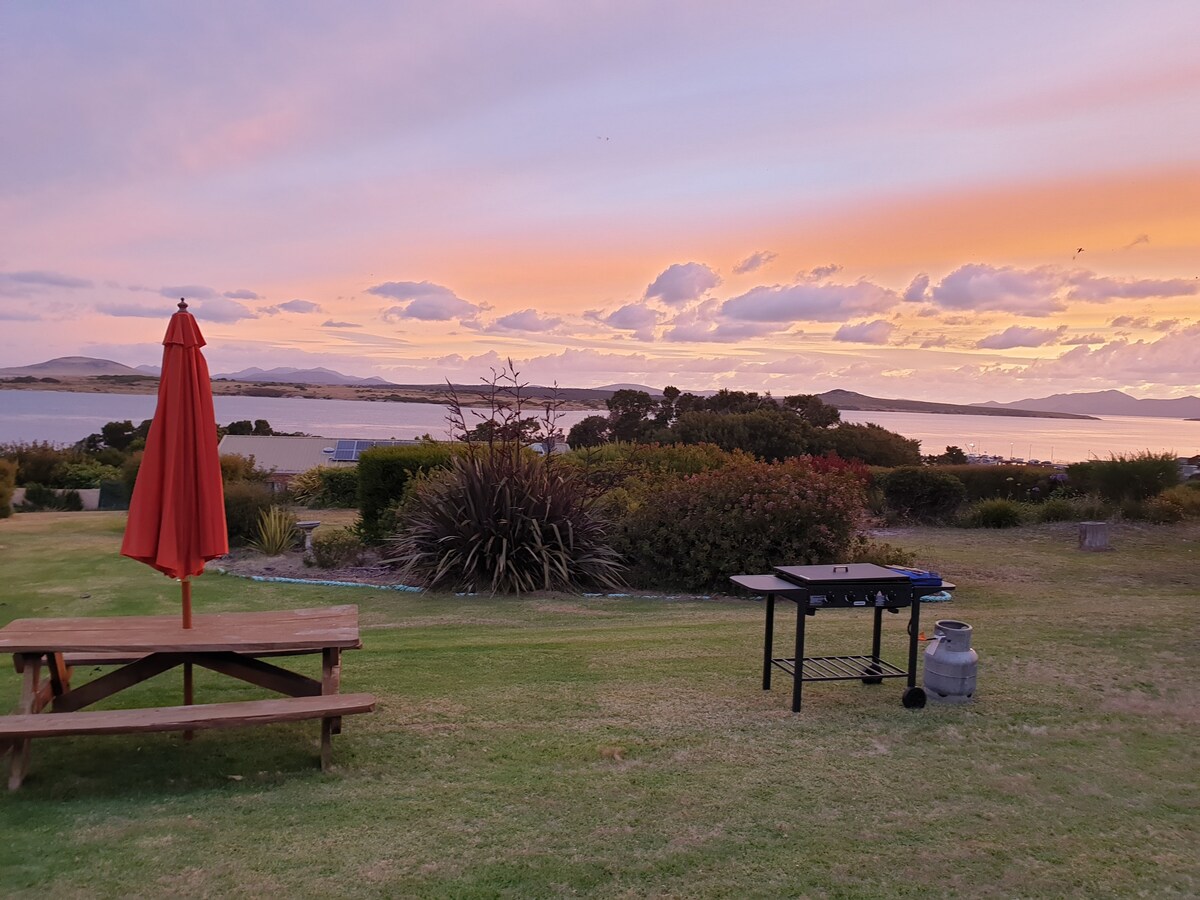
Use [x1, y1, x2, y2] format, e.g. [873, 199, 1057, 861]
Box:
[0, 512, 1197, 898]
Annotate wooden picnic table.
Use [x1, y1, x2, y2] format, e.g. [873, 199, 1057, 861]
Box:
[0, 605, 375, 790]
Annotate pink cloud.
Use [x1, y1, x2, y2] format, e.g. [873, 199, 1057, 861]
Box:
[488, 309, 563, 333]
[644, 262, 720, 306]
[976, 325, 1067, 350]
[732, 251, 776, 275]
[834, 320, 895, 344]
[721, 280, 897, 323]
[372, 281, 482, 321]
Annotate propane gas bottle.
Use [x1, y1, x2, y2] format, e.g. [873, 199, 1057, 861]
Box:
[922, 620, 977, 703]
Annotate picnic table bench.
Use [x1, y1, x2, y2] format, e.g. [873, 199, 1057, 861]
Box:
[0, 605, 375, 790]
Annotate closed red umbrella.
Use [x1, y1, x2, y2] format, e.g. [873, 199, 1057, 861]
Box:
[121, 299, 228, 629]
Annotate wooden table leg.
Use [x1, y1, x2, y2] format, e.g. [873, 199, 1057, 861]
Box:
[183, 662, 195, 742]
[9, 654, 42, 790]
[322, 648, 342, 735]
[46, 652, 71, 697]
[320, 717, 333, 772]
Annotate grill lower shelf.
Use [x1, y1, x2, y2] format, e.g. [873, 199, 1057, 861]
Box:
[771, 655, 908, 681]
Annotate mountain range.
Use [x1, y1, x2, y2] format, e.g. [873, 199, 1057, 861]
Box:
[212, 366, 393, 386]
[974, 390, 1200, 419]
[3, 357, 1197, 419]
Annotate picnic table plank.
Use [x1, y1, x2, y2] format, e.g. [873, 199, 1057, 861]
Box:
[0, 605, 362, 654]
[0, 693, 377, 738]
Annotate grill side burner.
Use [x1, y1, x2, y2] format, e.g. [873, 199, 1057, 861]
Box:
[732, 564, 935, 712]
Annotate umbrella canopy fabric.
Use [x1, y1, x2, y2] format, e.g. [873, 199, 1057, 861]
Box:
[121, 301, 228, 590]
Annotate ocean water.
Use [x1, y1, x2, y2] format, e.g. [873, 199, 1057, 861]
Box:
[1, 389, 1196, 463]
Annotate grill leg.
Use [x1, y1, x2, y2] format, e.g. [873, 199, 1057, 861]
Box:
[762, 593, 775, 690]
[791, 600, 807, 713]
[863, 606, 884, 683]
[907, 593, 921, 689]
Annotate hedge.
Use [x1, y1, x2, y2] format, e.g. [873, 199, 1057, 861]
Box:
[357, 443, 457, 542]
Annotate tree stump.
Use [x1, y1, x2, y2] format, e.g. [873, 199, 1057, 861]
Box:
[1079, 521, 1111, 551]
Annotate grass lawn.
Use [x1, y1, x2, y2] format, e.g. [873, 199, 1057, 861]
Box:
[0, 512, 1197, 898]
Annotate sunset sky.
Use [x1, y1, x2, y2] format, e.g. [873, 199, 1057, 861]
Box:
[2, 2, 1198, 402]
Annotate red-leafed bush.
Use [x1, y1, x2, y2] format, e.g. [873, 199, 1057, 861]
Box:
[613, 455, 869, 590]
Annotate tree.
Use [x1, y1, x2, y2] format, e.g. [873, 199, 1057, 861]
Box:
[654, 385, 682, 427]
[224, 420, 254, 435]
[784, 394, 841, 428]
[460, 416, 541, 443]
[568, 415, 611, 448]
[100, 420, 137, 451]
[252, 419, 274, 436]
[606, 389, 658, 442]
[941, 445, 968, 464]
[673, 409, 815, 462]
[703, 389, 770, 414]
[822, 422, 921, 467]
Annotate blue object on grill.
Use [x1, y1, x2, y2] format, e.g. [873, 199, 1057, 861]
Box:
[886, 566, 943, 588]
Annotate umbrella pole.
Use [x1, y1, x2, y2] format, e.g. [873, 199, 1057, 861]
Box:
[181, 578, 195, 740]
[182, 578, 193, 629]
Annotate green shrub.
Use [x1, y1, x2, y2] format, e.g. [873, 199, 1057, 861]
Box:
[221, 453, 267, 483]
[844, 538, 917, 568]
[961, 499, 1026, 528]
[1156, 485, 1200, 518]
[358, 444, 456, 542]
[1070, 494, 1112, 521]
[562, 442, 737, 496]
[1067, 451, 1179, 503]
[122, 451, 143, 492]
[97, 479, 131, 511]
[223, 481, 275, 546]
[58, 460, 122, 489]
[309, 528, 364, 568]
[291, 466, 360, 508]
[613, 455, 868, 591]
[0, 459, 15, 519]
[1035, 498, 1077, 523]
[672, 409, 818, 462]
[820, 422, 922, 467]
[17, 483, 57, 510]
[0, 441, 84, 487]
[14, 483, 83, 512]
[288, 467, 325, 506]
[881, 467, 967, 522]
[1142, 496, 1185, 524]
[318, 467, 359, 507]
[388, 451, 624, 594]
[925, 464, 1056, 502]
[58, 489, 84, 512]
[249, 506, 299, 555]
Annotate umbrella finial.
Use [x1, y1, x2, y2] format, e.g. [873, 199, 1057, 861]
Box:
[177, 298, 188, 311]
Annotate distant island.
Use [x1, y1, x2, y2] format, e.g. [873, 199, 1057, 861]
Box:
[0, 355, 1118, 421]
[975, 389, 1200, 420]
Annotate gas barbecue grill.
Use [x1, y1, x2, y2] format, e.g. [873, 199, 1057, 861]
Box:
[731, 563, 949, 711]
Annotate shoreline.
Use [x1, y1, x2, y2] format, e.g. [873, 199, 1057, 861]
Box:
[0, 378, 609, 411]
[0, 379, 1104, 420]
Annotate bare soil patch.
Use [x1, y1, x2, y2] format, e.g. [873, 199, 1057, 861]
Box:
[211, 547, 407, 587]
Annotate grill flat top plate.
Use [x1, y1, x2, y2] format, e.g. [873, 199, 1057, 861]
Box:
[772, 563, 911, 587]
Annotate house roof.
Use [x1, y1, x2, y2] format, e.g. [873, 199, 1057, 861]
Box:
[216, 435, 352, 475]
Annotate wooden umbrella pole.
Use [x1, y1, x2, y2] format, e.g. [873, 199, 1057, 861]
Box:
[181, 577, 193, 629]
[182, 578, 194, 740]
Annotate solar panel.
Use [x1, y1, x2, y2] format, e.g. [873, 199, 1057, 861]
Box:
[326, 438, 410, 462]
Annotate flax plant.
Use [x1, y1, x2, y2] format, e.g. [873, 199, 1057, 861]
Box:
[249, 505, 299, 555]
[387, 360, 625, 594]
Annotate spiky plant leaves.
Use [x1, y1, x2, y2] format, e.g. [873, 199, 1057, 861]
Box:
[249, 505, 300, 555]
[387, 453, 625, 595]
